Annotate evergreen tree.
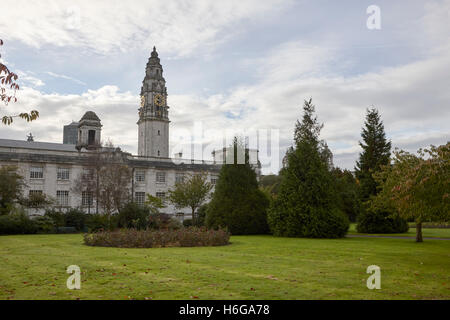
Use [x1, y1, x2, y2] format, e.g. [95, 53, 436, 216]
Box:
[332, 168, 361, 222]
[267, 99, 349, 238]
[206, 138, 269, 235]
[355, 108, 391, 201]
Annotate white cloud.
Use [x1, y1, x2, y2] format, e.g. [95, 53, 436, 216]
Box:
[45, 72, 86, 86]
[0, 0, 291, 57]
[16, 70, 45, 87]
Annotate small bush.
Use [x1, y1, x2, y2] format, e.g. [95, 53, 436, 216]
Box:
[118, 202, 150, 230]
[56, 226, 78, 234]
[183, 219, 193, 227]
[86, 213, 116, 232]
[148, 213, 181, 230]
[0, 211, 38, 235]
[357, 207, 409, 233]
[64, 209, 87, 231]
[83, 227, 230, 248]
[304, 208, 350, 238]
[33, 216, 55, 233]
[44, 209, 65, 229]
[195, 203, 208, 226]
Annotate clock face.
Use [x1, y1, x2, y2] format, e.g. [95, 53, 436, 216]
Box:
[140, 95, 145, 107]
[153, 93, 165, 107]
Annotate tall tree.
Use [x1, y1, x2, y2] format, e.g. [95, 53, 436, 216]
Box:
[72, 145, 131, 215]
[372, 143, 450, 242]
[0, 165, 25, 214]
[332, 167, 361, 222]
[168, 172, 212, 224]
[355, 108, 391, 201]
[267, 99, 349, 238]
[206, 138, 270, 235]
[0, 39, 39, 125]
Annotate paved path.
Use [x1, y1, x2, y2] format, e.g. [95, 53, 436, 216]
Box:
[346, 234, 450, 241]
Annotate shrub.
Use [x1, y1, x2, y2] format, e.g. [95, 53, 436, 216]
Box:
[44, 209, 65, 229]
[33, 216, 55, 233]
[118, 202, 150, 230]
[56, 226, 78, 234]
[64, 209, 87, 231]
[195, 203, 208, 226]
[0, 210, 38, 235]
[83, 227, 230, 248]
[183, 219, 193, 227]
[268, 204, 350, 238]
[357, 206, 409, 233]
[148, 213, 182, 230]
[85, 213, 116, 232]
[303, 208, 349, 238]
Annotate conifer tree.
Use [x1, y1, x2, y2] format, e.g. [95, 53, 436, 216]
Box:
[267, 99, 349, 238]
[206, 138, 269, 235]
[355, 108, 391, 201]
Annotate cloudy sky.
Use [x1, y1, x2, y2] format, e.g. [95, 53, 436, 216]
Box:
[0, 0, 449, 174]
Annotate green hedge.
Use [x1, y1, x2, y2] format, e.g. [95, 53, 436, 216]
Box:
[84, 227, 230, 248]
[357, 207, 409, 233]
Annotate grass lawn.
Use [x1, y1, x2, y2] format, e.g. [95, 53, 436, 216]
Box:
[348, 224, 450, 238]
[0, 234, 449, 300]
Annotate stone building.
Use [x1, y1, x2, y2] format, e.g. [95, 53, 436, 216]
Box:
[0, 48, 260, 219]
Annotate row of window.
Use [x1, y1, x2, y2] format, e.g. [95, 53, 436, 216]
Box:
[29, 166, 218, 185]
[135, 171, 218, 184]
[134, 192, 165, 206]
[135, 171, 167, 183]
[30, 167, 71, 180]
[28, 190, 166, 207]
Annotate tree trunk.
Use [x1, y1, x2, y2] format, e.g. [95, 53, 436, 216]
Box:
[192, 208, 195, 225]
[416, 222, 423, 242]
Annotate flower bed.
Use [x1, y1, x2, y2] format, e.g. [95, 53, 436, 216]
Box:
[83, 227, 230, 248]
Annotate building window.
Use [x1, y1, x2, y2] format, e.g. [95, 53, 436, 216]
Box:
[175, 173, 184, 184]
[158, 150, 160, 156]
[56, 190, 69, 206]
[88, 130, 96, 145]
[156, 172, 166, 183]
[211, 176, 218, 185]
[158, 130, 160, 136]
[82, 191, 93, 206]
[135, 170, 145, 182]
[135, 192, 146, 206]
[29, 190, 43, 197]
[30, 166, 43, 179]
[57, 167, 70, 180]
[156, 192, 165, 199]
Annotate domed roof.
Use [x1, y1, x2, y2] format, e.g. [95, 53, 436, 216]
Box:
[80, 111, 100, 122]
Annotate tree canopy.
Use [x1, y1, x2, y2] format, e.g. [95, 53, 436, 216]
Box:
[355, 108, 391, 201]
[372, 143, 450, 242]
[267, 99, 349, 238]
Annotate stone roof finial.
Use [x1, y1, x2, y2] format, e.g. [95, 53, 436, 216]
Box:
[151, 46, 158, 58]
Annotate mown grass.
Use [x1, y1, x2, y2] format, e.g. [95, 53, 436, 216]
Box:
[0, 234, 449, 300]
[348, 224, 450, 238]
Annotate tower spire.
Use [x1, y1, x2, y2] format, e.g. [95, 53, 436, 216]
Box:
[138, 47, 169, 158]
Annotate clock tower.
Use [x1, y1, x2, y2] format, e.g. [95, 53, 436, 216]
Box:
[138, 46, 170, 158]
